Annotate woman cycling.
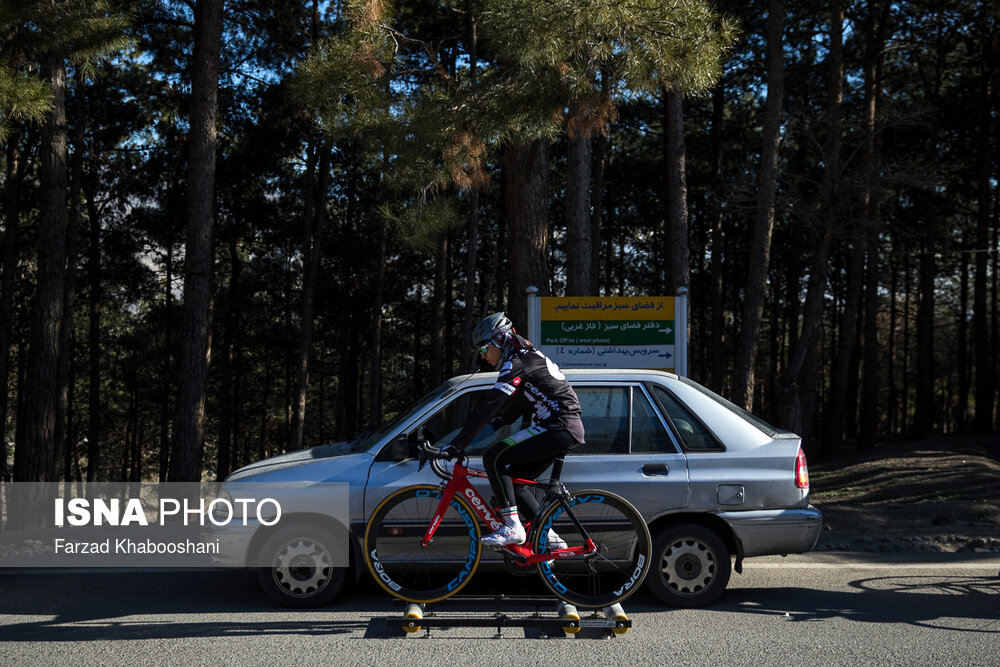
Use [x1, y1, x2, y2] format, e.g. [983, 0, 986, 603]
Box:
[443, 312, 585, 547]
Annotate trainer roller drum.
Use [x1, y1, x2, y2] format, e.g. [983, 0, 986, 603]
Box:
[603, 603, 629, 635]
[403, 603, 423, 633]
[557, 601, 580, 634]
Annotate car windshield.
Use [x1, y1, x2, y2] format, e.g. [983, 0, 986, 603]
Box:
[676, 375, 779, 437]
[342, 376, 473, 453]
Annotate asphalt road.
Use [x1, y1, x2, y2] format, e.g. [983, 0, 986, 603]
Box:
[1, 553, 997, 666]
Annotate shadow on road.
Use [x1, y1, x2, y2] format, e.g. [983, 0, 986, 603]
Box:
[720, 573, 1000, 632]
[0, 569, 665, 642]
[4, 568, 997, 642]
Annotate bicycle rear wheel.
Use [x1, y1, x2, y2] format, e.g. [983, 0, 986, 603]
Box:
[532, 489, 651, 608]
[364, 485, 482, 604]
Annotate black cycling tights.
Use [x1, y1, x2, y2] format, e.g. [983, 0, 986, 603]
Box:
[482, 426, 575, 520]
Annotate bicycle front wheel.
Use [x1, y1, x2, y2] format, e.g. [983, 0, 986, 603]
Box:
[532, 489, 651, 608]
[364, 485, 482, 604]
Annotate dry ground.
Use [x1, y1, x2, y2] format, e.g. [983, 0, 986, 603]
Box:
[809, 432, 1000, 552]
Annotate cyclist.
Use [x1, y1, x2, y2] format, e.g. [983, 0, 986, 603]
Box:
[442, 312, 585, 547]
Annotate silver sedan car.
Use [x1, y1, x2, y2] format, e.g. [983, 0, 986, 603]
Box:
[212, 369, 821, 608]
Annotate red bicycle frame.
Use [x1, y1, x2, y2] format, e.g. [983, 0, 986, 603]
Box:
[419, 460, 597, 566]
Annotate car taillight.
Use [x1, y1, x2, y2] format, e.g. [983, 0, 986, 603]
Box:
[794, 449, 809, 489]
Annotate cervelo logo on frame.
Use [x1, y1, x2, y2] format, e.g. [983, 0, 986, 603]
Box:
[463, 488, 503, 531]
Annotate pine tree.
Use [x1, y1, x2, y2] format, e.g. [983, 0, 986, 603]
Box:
[6, 1, 130, 483]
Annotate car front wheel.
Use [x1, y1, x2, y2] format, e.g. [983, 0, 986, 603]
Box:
[646, 523, 731, 608]
[257, 524, 347, 608]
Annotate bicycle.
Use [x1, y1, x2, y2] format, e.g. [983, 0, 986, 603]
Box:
[364, 442, 651, 608]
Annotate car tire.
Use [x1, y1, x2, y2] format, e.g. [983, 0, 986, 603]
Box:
[646, 523, 731, 608]
[257, 524, 347, 608]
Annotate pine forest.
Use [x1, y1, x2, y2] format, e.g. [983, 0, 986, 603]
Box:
[1, 0, 998, 483]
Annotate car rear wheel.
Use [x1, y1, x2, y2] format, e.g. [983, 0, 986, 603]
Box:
[646, 523, 731, 608]
[257, 524, 347, 608]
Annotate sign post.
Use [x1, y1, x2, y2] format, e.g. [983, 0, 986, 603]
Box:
[525, 289, 688, 376]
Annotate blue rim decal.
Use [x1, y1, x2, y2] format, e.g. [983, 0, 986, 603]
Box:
[445, 497, 479, 591]
[539, 507, 564, 592]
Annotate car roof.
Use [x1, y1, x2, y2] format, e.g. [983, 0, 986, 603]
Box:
[443, 368, 786, 444]
[447, 368, 681, 385]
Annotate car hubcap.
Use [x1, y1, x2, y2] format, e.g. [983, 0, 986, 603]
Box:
[272, 538, 331, 596]
[660, 538, 715, 594]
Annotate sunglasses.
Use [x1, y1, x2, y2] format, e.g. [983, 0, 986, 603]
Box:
[477, 343, 494, 356]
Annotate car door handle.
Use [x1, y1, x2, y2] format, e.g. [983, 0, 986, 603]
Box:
[642, 463, 669, 476]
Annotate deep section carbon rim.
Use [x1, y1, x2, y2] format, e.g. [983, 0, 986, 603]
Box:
[364, 485, 481, 603]
[533, 490, 651, 608]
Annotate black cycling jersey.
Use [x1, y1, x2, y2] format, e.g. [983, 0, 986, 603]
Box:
[449, 334, 585, 451]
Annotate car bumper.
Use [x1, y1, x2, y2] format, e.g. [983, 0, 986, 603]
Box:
[721, 505, 823, 557]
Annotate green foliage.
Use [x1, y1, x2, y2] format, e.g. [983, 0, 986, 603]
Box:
[0, 0, 134, 139]
[291, 31, 395, 137]
[0, 64, 50, 141]
[481, 0, 738, 97]
[290, 0, 738, 259]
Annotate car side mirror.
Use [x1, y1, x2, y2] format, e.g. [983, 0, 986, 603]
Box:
[376, 436, 417, 462]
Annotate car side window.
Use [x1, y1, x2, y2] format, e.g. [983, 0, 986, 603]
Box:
[650, 385, 723, 451]
[573, 386, 673, 454]
[574, 386, 630, 454]
[630, 389, 675, 453]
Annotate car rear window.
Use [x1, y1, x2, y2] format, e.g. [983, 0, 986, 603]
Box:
[673, 376, 779, 437]
[649, 385, 724, 451]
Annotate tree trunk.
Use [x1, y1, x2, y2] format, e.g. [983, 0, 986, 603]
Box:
[289, 141, 329, 451]
[859, 244, 881, 446]
[992, 198, 999, 429]
[428, 233, 448, 384]
[369, 219, 387, 428]
[901, 255, 912, 434]
[158, 242, 173, 482]
[565, 106, 592, 296]
[993, 191, 999, 431]
[858, 0, 888, 449]
[15, 50, 68, 483]
[590, 130, 606, 296]
[956, 251, 970, 429]
[732, 0, 784, 411]
[824, 244, 864, 450]
[171, 0, 223, 482]
[459, 0, 482, 370]
[460, 189, 480, 372]
[776, 1, 842, 450]
[912, 197, 938, 439]
[972, 26, 995, 432]
[504, 139, 550, 327]
[217, 230, 241, 478]
[84, 179, 101, 482]
[1, 132, 23, 483]
[53, 88, 85, 482]
[887, 253, 899, 434]
[708, 83, 725, 394]
[664, 88, 689, 294]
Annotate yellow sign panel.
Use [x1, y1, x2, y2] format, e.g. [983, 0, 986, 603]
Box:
[540, 297, 675, 321]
